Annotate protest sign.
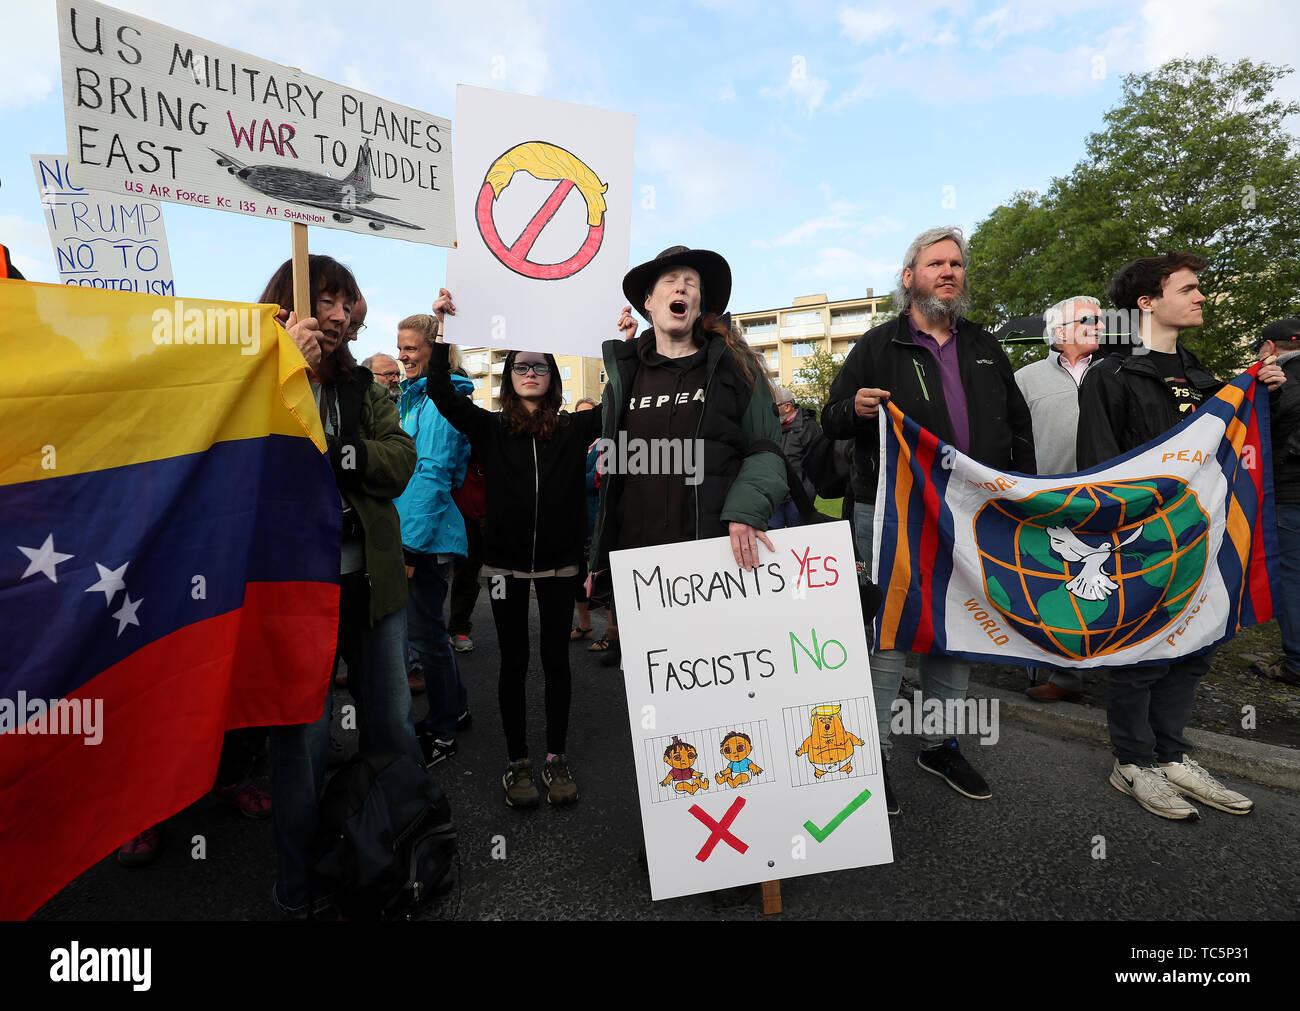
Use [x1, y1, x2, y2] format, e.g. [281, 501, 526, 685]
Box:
[610, 524, 893, 902]
[56, 0, 454, 246]
[31, 153, 174, 295]
[444, 85, 633, 357]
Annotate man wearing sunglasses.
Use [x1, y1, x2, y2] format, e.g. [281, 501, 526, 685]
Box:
[1015, 296, 1103, 703]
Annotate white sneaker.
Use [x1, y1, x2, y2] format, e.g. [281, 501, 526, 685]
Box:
[1109, 761, 1199, 820]
[1159, 755, 1253, 815]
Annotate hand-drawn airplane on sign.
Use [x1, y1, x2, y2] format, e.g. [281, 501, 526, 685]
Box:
[208, 141, 423, 231]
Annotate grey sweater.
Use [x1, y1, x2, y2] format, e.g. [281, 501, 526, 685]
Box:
[1014, 351, 1092, 475]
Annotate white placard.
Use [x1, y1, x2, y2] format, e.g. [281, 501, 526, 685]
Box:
[31, 153, 174, 295]
[611, 524, 893, 901]
[57, 0, 454, 245]
[444, 85, 634, 357]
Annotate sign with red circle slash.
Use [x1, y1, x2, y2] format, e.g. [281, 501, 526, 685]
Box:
[475, 141, 607, 280]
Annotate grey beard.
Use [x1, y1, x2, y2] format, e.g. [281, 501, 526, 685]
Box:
[912, 287, 970, 321]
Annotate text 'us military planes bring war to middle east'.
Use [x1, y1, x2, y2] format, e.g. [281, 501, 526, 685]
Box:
[209, 141, 422, 231]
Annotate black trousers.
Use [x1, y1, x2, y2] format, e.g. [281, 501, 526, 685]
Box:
[489, 575, 574, 760]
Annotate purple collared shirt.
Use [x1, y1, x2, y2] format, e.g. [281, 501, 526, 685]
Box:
[908, 315, 969, 455]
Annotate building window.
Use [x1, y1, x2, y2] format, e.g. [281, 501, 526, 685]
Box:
[562, 390, 572, 404]
[792, 342, 817, 357]
[784, 310, 820, 327]
[832, 308, 869, 324]
[473, 377, 484, 390]
[744, 318, 777, 335]
[599, 369, 607, 383]
[561, 365, 572, 380]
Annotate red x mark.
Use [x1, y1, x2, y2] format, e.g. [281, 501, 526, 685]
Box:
[689, 797, 749, 862]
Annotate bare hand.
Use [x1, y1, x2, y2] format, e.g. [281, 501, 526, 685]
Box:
[854, 388, 890, 419]
[432, 287, 456, 323]
[405, 565, 415, 580]
[1259, 355, 1286, 391]
[617, 306, 637, 341]
[285, 310, 323, 371]
[729, 522, 775, 570]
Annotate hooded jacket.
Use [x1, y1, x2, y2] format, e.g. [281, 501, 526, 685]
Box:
[323, 366, 417, 624]
[1076, 343, 1222, 471]
[590, 326, 786, 573]
[394, 372, 474, 556]
[821, 314, 1036, 502]
[424, 342, 603, 572]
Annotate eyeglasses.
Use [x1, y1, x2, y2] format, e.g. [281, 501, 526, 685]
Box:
[1069, 315, 1103, 327]
[346, 322, 367, 334]
[511, 362, 551, 376]
[373, 370, 400, 379]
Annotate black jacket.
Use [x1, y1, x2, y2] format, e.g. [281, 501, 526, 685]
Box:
[781, 406, 822, 504]
[821, 315, 1036, 502]
[425, 343, 603, 572]
[1076, 344, 1223, 471]
[1269, 352, 1300, 503]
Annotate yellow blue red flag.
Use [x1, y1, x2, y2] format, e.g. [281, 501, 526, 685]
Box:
[0, 279, 339, 919]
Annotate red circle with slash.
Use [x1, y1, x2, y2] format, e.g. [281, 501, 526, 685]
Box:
[476, 170, 605, 280]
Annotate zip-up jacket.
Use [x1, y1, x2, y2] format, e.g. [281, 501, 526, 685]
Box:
[1076, 343, 1222, 470]
[326, 367, 417, 624]
[821, 315, 1036, 503]
[1014, 350, 1092, 475]
[424, 342, 603, 572]
[590, 328, 787, 573]
[394, 372, 473, 556]
[1270, 350, 1300, 504]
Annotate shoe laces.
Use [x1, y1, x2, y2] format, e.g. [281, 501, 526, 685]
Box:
[547, 756, 572, 783]
[939, 738, 970, 769]
[1171, 758, 1226, 793]
[1137, 766, 1183, 802]
[509, 761, 533, 788]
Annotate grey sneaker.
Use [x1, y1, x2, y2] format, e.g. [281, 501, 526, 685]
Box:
[542, 755, 579, 806]
[503, 759, 540, 808]
[452, 635, 474, 653]
[1159, 755, 1253, 815]
[1109, 761, 1199, 820]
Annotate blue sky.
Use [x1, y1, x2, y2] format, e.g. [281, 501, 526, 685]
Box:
[3, 0, 1297, 365]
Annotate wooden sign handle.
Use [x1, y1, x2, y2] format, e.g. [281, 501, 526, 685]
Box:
[761, 880, 782, 915]
[291, 222, 311, 321]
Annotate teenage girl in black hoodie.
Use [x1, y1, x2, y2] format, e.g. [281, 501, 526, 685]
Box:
[424, 289, 603, 808]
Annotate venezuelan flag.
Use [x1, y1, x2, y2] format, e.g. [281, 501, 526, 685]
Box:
[0, 279, 340, 919]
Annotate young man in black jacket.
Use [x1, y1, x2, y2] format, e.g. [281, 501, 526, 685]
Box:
[1078, 253, 1283, 820]
[822, 226, 1035, 810]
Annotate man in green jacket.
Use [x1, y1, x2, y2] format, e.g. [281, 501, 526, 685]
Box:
[259, 254, 419, 917]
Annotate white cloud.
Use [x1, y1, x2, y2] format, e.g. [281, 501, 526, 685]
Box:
[837, 5, 901, 45]
[719, 82, 736, 101]
[761, 57, 830, 115]
[0, 4, 57, 112]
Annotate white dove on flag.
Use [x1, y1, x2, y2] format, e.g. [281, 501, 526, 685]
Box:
[1046, 525, 1145, 602]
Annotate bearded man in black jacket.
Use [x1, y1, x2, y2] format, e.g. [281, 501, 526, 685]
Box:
[822, 226, 1035, 812]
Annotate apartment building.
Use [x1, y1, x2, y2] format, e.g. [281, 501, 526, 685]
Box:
[457, 347, 605, 412]
[730, 290, 893, 389]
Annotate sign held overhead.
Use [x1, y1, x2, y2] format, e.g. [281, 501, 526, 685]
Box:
[56, 0, 455, 245]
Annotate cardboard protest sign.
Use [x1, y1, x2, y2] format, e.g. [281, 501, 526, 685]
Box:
[31, 153, 174, 295]
[610, 523, 893, 901]
[444, 85, 633, 356]
[56, 0, 454, 245]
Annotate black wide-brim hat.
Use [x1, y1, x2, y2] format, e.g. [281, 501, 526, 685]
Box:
[623, 245, 732, 321]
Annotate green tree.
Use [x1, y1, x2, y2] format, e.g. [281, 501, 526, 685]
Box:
[969, 57, 1300, 378]
[790, 347, 843, 412]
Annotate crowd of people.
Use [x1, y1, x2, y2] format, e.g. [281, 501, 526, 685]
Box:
[21, 222, 1293, 914]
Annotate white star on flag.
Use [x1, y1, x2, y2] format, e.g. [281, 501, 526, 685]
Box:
[17, 534, 74, 584]
[111, 593, 143, 637]
[85, 561, 129, 606]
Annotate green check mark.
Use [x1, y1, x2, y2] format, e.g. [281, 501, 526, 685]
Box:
[802, 786, 873, 843]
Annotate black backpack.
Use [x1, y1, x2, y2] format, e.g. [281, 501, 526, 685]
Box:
[312, 752, 458, 920]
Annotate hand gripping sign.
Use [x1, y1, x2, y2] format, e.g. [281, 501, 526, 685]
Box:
[475, 142, 608, 280]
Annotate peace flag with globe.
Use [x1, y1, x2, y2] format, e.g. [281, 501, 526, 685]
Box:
[872, 367, 1277, 667]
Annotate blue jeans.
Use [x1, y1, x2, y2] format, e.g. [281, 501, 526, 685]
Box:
[406, 554, 467, 743]
[269, 572, 420, 916]
[854, 501, 972, 756]
[768, 499, 803, 529]
[1275, 503, 1300, 672]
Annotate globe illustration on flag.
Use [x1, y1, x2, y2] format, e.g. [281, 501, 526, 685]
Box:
[974, 478, 1210, 660]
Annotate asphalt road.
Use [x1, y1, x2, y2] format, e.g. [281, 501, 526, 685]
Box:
[34, 592, 1300, 921]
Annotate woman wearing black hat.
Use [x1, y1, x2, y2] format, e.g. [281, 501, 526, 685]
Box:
[589, 246, 787, 602]
[422, 289, 604, 808]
